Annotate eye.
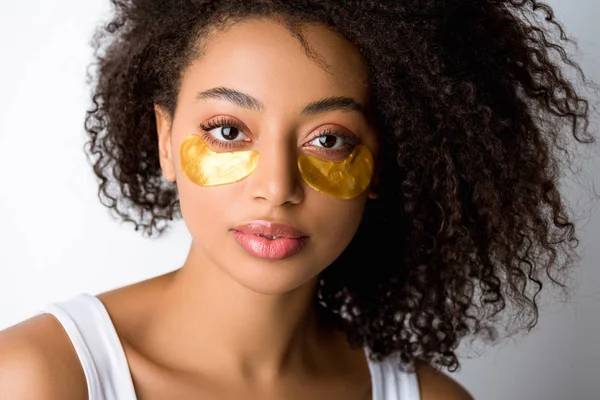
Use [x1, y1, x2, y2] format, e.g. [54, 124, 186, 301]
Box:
[206, 125, 248, 142]
[310, 134, 343, 149]
[199, 116, 250, 147]
[308, 129, 358, 151]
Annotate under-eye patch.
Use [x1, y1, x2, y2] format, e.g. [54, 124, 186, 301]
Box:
[297, 145, 374, 200]
[180, 135, 374, 199]
[180, 135, 258, 186]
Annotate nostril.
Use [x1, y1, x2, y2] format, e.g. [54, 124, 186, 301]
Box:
[243, 146, 305, 205]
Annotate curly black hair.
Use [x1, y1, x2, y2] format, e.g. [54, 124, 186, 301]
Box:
[84, 0, 597, 372]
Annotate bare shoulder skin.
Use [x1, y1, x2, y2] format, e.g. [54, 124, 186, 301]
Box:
[0, 278, 472, 400]
[0, 314, 88, 400]
[0, 274, 171, 400]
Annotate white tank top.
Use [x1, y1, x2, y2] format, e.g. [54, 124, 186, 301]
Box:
[41, 294, 421, 400]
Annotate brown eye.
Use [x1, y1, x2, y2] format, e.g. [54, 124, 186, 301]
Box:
[317, 135, 339, 148]
[307, 130, 357, 153]
[221, 126, 240, 140]
[204, 124, 248, 143]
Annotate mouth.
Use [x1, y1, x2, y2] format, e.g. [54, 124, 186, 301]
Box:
[256, 234, 285, 240]
[230, 221, 309, 260]
[231, 220, 309, 239]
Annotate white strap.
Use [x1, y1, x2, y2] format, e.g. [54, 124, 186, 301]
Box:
[42, 294, 137, 400]
[43, 302, 104, 399]
[365, 348, 421, 400]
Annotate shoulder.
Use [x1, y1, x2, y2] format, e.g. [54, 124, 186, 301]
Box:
[415, 360, 474, 400]
[0, 313, 87, 400]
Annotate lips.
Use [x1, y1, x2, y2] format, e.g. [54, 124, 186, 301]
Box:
[233, 221, 308, 238]
[231, 221, 309, 260]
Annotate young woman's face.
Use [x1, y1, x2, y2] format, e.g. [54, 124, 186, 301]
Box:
[157, 18, 378, 295]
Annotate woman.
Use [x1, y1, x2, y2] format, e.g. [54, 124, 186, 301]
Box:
[0, 0, 594, 399]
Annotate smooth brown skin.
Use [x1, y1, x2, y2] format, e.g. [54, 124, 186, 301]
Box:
[0, 19, 473, 400]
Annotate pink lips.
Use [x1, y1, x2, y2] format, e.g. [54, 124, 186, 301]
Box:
[231, 221, 309, 260]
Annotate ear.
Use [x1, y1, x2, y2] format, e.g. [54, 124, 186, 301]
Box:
[155, 104, 176, 183]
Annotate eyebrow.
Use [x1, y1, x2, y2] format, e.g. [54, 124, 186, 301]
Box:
[195, 86, 366, 116]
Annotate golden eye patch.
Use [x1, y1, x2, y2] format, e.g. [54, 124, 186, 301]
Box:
[297, 145, 374, 199]
[180, 135, 258, 186]
[180, 134, 374, 199]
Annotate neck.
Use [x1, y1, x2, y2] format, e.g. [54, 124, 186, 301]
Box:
[147, 241, 334, 382]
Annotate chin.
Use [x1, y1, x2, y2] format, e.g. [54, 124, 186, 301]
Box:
[222, 255, 323, 296]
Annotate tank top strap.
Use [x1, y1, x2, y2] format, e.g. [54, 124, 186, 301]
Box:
[41, 294, 137, 400]
[364, 348, 421, 400]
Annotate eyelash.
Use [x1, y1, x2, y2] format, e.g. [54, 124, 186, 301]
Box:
[199, 116, 248, 150]
[198, 116, 358, 154]
[308, 128, 358, 155]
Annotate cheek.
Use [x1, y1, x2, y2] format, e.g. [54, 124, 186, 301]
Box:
[176, 179, 233, 239]
[306, 195, 367, 258]
[173, 137, 230, 236]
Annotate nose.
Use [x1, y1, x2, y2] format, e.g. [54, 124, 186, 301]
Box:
[245, 139, 304, 207]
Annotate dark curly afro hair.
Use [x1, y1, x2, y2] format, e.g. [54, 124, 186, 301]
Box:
[84, 0, 597, 371]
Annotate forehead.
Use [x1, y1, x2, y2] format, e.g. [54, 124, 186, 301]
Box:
[178, 18, 370, 110]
